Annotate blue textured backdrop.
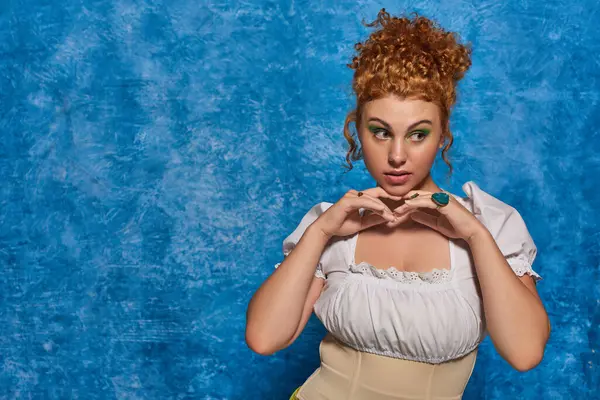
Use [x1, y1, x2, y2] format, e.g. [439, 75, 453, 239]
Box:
[1, 0, 598, 398]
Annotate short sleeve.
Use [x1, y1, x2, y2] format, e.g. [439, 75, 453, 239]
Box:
[461, 181, 542, 282]
[273, 202, 334, 280]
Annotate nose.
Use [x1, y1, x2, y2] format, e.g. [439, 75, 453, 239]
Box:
[387, 139, 408, 165]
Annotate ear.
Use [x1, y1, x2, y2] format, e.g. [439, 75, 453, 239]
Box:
[438, 137, 445, 149]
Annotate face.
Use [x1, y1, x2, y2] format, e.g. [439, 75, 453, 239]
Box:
[358, 94, 445, 198]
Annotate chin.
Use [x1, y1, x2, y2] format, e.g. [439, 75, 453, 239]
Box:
[378, 181, 413, 195]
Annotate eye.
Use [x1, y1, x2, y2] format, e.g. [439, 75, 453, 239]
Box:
[369, 126, 390, 139]
[410, 130, 430, 141]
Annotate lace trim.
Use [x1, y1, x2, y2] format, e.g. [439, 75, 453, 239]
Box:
[349, 262, 453, 284]
[507, 256, 543, 282]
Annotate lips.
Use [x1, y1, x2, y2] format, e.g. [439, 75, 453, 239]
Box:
[383, 173, 412, 185]
[385, 172, 410, 176]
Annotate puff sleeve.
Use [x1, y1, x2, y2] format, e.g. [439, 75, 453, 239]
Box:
[461, 181, 542, 282]
[273, 202, 334, 280]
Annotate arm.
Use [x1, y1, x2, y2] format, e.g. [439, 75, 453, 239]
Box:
[245, 224, 330, 355]
[467, 228, 551, 372]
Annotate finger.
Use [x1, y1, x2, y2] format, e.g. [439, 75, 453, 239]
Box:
[401, 189, 451, 202]
[401, 190, 432, 200]
[352, 187, 404, 201]
[350, 196, 397, 222]
[384, 208, 418, 228]
[409, 210, 439, 230]
[352, 191, 396, 219]
[391, 197, 434, 214]
[360, 211, 397, 230]
[362, 207, 417, 230]
[402, 195, 451, 214]
[390, 202, 418, 217]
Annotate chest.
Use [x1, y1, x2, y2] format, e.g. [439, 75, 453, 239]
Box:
[352, 225, 453, 273]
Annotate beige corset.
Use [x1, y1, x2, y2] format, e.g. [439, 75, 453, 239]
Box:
[296, 334, 478, 400]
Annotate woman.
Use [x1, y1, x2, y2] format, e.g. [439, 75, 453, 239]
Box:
[246, 9, 551, 400]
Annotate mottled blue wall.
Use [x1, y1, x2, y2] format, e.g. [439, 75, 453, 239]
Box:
[0, 0, 598, 398]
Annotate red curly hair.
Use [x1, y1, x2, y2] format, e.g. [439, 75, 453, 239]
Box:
[342, 8, 472, 178]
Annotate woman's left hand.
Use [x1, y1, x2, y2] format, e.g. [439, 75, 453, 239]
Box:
[392, 190, 487, 242]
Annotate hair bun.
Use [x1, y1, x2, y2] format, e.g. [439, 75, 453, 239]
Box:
[349, 9, 472, 83]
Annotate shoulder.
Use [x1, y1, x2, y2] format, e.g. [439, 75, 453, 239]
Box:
[283, 202, 335, 247]
[459, 181, 540, 280]
[295, 201, 334, 223]
[458, 181, 529, 234]
[459, 181, 518, 213]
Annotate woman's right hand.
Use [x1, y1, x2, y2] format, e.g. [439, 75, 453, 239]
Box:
[313, 187, 417, 239]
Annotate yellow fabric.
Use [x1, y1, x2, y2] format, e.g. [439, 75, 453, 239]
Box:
[289, 386, 301, 400]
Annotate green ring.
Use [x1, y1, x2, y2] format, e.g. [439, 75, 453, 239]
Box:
[431, 192, 449, 207]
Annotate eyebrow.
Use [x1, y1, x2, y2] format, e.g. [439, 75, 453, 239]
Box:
[368, 117, 433, 132]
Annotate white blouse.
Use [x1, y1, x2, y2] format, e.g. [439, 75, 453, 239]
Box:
[274, 181, 542, 364]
